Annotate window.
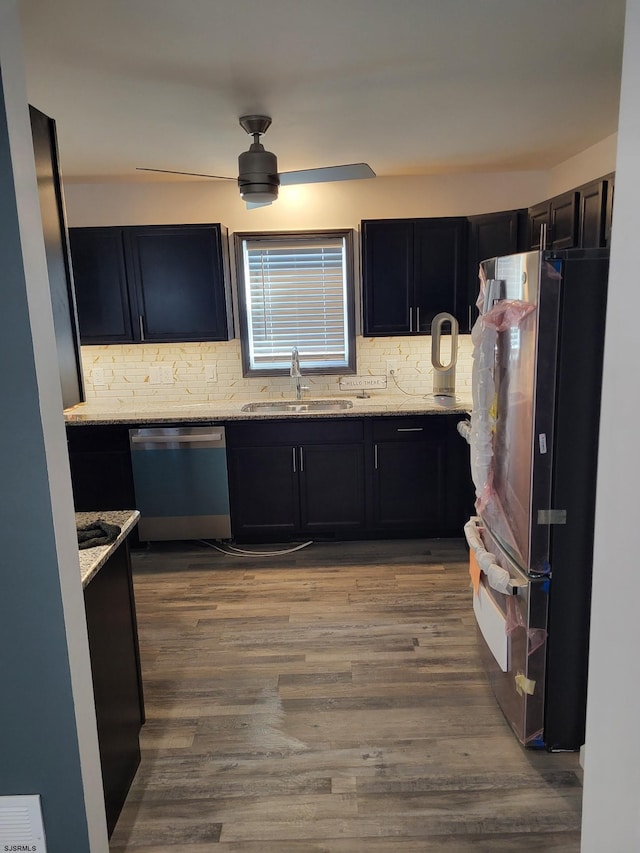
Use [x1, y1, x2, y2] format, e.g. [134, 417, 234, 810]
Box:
[234, 229, 356, 376]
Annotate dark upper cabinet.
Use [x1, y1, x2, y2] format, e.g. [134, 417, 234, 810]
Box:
[550, 190, 579, 250]
[528, 201, 551, 251]
[528, 191, 579, 250]
[577, 179, 607, 249]
[70, 228, 132, 343]
[30, 106, 84, 407]
[604, 173, 615, 248]
[69, 224, 233, 344]
[467, 209, 527, 321]
[528, 178, 613, 251]
[362, 217, 468, 336]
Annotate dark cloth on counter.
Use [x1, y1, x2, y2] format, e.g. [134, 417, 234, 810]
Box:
[77, 519, 121, 549]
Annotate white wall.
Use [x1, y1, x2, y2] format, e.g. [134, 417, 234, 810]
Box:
[0, 1, 108, 849]
[581, 2, 640, 850]
[548, 133, 617, 197]
[64, 170, 546, 232]
[63, 134, 617, 233]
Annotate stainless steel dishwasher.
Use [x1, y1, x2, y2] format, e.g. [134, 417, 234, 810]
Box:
[129, 425, 231, 541]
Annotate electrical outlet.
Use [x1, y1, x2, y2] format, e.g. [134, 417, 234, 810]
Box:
[92, 367, 105, 386]
[149, 366, 161, 385]
[161, 365, 173, 384]
[386, 360, 399, 375]
[205, 364, 217, 382]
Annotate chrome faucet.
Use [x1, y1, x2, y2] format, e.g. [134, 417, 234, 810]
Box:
[290, 347, 308, 400]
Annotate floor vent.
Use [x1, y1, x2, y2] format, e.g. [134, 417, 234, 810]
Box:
[0, 795, 47, 851]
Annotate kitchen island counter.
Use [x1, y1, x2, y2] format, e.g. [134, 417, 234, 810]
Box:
[65, 392, 472, 426]
[77, 509, 140, 586]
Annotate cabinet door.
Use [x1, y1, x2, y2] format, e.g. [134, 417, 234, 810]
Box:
[84, 541, 144, 836]
[227, 445, 299, 537]
[30, 106, 84, 407]
[468, 210, 526, 327]
[299, 443, 366, 533]
[66, 425, 136, 512]
[604, 174, 615, 248]
[127, 225, 232, 342]
[528, 202, 550, 250]
[577, 180, 607, 248]
[69, 227, 133, 343]
[413, 218, 468, 332]
[371, 420, 446, 532]
[550, 191, 579, 250]
[362, 220, 413, 335]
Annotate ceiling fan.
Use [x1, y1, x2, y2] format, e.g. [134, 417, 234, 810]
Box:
[137, 115, 376, 208]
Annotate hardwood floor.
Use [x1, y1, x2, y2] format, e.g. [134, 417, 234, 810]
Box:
[109, 538, 583, 852]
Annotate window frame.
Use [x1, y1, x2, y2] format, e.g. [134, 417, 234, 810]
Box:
[233, 228, 357, 377]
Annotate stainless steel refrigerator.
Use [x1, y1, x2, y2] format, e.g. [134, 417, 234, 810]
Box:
[464, 248, 609, 750]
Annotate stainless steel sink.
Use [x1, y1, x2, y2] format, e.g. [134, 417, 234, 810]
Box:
[241, 399, 353, 413]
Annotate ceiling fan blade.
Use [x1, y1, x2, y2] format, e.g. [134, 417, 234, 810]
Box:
[136, 167, 235, 180]
[246, 200, 273, 210]
[279, 162, 375, 186]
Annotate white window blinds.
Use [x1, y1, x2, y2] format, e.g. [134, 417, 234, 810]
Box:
[241, 235, 350, 370]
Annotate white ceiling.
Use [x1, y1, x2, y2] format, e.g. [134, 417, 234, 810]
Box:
[18, 0, 626, 184]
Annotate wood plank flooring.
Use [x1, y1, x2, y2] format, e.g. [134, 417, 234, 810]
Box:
[109, 538, 582, 852]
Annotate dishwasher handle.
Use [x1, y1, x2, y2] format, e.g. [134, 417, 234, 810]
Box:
[130, 433, 223, 445]
[129, 428, 226, 449]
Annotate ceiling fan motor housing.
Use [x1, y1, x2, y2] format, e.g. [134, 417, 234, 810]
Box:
[238, 143, 280, 203]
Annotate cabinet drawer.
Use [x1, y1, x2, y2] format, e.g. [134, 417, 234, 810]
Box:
[228, 418, 364, 446]
[67, 424, 133, 452]
[372, 416, 447, 441]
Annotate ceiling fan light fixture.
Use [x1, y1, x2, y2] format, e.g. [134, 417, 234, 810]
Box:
[240, 187, 278, 204]
[238, 142, 280, 203]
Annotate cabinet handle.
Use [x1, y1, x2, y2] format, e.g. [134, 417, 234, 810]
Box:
[374, 443, 378, 469]
[409, 306, 413, 333]
[397, 427, 424, 432]
[416, 306, 420, 331]
[299, 447, 304, 473]
[540, 222, 548, 250]
[139, 314, 145, 341]
[468, 305, 472, 329]
[292, 447, 297, 473]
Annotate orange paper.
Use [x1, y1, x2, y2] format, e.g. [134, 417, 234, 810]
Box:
[469, 550, 481, 595]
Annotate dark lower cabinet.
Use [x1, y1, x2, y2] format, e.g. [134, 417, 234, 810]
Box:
[227, 419, 366, 540]
[67, 425, 136, 510]
[83, 535, 144, 837]
[227, 444, 300, 537]
[299, 443, 366, 532]
[68, 415, 474, 545]
[227, 415, 471, 541]
[369, 415, 472, 535]
[371, 419, 446, 532]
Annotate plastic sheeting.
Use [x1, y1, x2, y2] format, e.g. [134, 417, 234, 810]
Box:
[465, 517, 547, 653]
[464, 517, 512, 595]
[468, 286, 536, 538]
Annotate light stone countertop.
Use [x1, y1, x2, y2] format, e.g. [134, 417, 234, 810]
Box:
[77, 510, 140, 587]
[64, 392, 473, 425]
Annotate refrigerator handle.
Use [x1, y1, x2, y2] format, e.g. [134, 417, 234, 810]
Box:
[464, 517, 526, 596]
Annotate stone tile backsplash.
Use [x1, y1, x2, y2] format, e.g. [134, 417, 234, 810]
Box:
[79, 335, 474, 406]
